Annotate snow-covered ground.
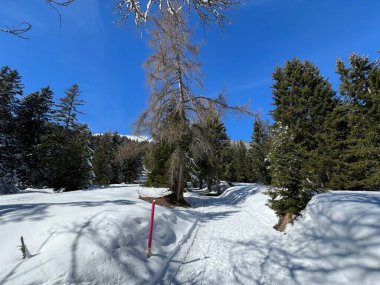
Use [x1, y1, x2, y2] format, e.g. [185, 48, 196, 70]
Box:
[168, 187, 380, 285]
[1, 184, 379, 285]
[0, 185, 196, 285]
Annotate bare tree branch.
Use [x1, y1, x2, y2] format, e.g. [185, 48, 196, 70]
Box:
[0, 0, 75, 39]
[0, 23, 32, 39]
[114, 0, 241, 27]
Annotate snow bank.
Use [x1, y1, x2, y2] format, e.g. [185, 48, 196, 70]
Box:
[281, 191, 380, 284]
[0, 185, 196, 285]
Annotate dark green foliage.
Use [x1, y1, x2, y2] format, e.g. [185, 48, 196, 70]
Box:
[0, 66, 23, 193]
[54, 84, 84, 131]
[51, 125, 94, 191]
[145, 141, 172, 187]
[48, 85, 94, 191]
[250, 116, 271, 185]
[223, 141, 251, 183]
[330, 54, 380, 190]
[266, 124, 313, 217]
[16, 87, 54, 186]
[272, 58, 337, 188]
[93, 133, 114, 186]
[192, 111, 230, 192]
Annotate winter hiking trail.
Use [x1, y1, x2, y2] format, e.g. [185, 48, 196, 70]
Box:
[1, 185, 379, 284]
[161, 185, 282, 284]
[160, 185, 380, 285]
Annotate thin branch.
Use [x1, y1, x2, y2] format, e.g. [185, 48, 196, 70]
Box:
[0, 0, 75, 39]
[0, 23, 32, 39]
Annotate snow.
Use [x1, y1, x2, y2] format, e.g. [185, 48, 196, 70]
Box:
[165, 187, 380, 285]
[0, 185, 195, 285]
[1, 184, 379, 285]
[93, 133, 152, 143]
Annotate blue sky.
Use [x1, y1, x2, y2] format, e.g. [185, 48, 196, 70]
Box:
[0, 0, 379, 141]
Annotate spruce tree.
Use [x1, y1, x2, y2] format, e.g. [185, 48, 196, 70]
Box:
[250, 116, 271, 185]
[0, 66, 23, 193]
[16, 87, 54, 186]
[192, 109, 230, 193]
[54, 84, 84, 131]
[93, 133, 114, 186]
[272, 58, 337, 188]
[266, 124, 311, 221]
[144, 141, 172, 187]
[50, 85, 93, 191]
[333, 54, 380, 190]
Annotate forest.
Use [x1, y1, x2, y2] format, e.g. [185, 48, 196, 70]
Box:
[1, 51, 379, 222]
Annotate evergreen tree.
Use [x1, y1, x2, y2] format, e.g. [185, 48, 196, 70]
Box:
[250, 116, 271, 185]
[0, 66, 23, 193]
[16, 87, 54, 185]
[54, 84, 84, 131]
[93, 133, 114, 186]
[51, 125, 94, 191]
[333, 54, 380, 190]
[233, 141, 250, 183]
[192, 109, 230, 193]
[50, 85, 93, 191]
[272, 58, 337, 188]
[266, 124, 312, 221]
[144, 141, 172, 187]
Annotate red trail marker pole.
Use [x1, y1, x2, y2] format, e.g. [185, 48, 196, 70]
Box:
[147, 199, 156, 258]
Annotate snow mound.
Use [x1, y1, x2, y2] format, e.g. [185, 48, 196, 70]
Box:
[0, 186, 196, 285]
[282, 191, 380, 284]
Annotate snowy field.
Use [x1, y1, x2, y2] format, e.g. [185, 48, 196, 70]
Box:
[1, 184, 379, 285]
[0, 185, 196, 285]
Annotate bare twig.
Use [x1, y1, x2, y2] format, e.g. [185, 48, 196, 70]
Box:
[0, 23, 32, 39]
[0, 0, 75, 39]
[114, 0, 242, 27]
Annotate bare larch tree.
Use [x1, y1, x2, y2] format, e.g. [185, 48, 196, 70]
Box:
[135, 10, 248, 201]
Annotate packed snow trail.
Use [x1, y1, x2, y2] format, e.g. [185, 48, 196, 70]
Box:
[163, 185, 380, 285]
[161, 185, 282, 284]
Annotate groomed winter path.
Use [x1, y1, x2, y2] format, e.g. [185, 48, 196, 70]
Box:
[162, 185, 380, 285]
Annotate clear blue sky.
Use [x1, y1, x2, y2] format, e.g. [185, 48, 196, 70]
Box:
[1, 0, 379, 141]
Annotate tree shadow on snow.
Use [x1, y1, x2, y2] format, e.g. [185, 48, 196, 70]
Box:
[188, 185, 262, 209]
[0, 199, 136, 225]
[223, 193, 380, 285]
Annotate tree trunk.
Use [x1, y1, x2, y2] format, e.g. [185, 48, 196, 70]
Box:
[176, 160, 184, 201]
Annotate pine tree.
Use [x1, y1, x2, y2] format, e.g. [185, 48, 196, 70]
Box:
[250, 116, 271, 185]
[0, 66, 23, 193]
